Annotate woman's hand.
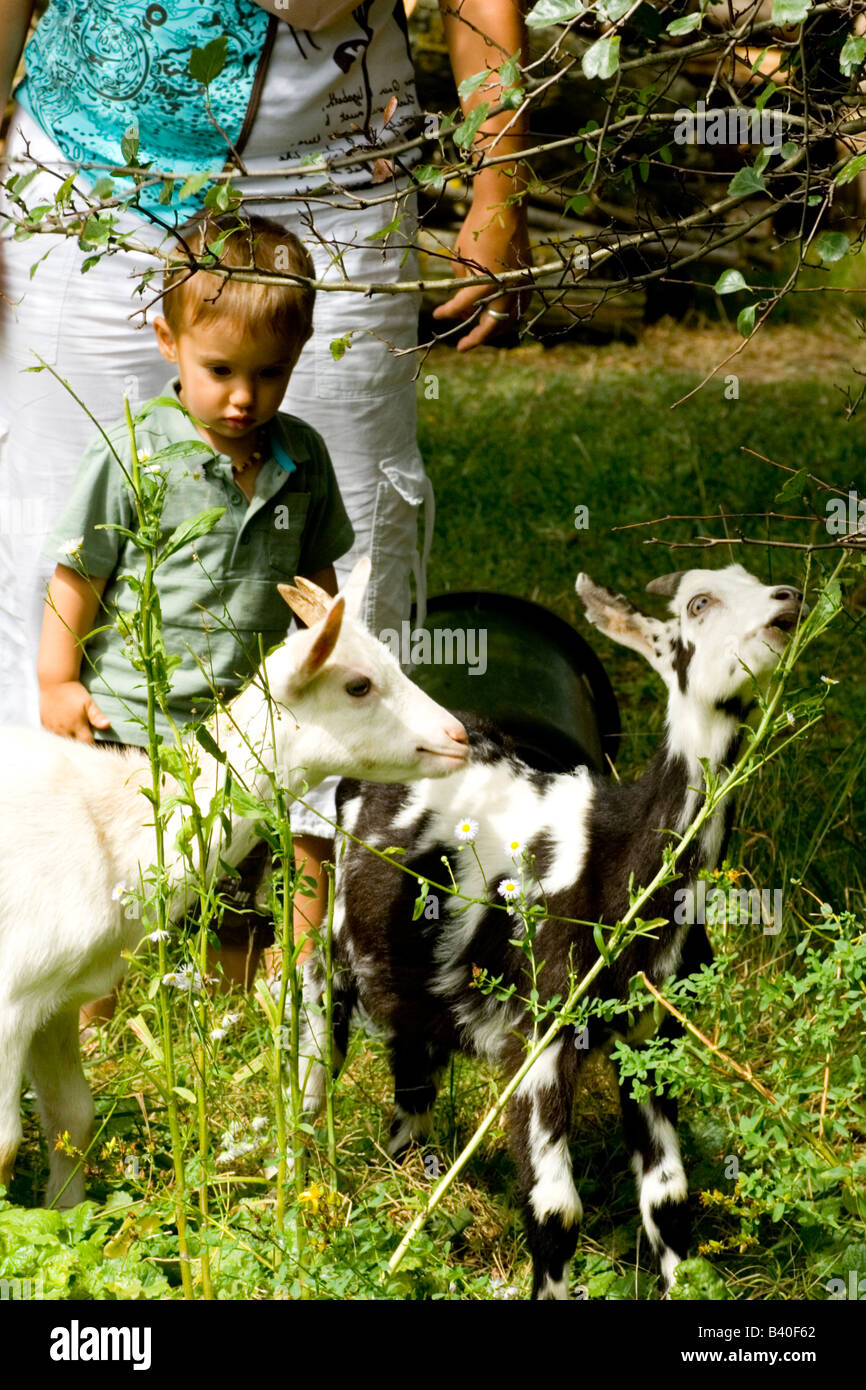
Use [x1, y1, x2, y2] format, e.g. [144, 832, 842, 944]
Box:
[433, 176, 531, 351]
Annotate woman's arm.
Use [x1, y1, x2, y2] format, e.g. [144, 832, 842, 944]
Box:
[435, 0, 531, 351]
[0, 0, 36, 114]
[38, 564, 111, 740]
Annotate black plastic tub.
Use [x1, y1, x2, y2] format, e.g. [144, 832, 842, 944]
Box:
[407, 591, 621, 775]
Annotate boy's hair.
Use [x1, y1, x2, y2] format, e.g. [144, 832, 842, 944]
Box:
[162, 212, 316, 356]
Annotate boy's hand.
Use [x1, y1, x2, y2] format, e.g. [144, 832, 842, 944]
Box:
[40, 681, 110, 742]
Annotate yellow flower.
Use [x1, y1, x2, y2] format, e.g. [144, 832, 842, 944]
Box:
[299, 1182, 325, 1216]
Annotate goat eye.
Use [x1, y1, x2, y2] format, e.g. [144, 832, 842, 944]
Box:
[688, 595, 710, 617]
[345, 677, 371, 697]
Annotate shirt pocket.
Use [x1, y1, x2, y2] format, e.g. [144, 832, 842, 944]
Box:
[263, 491, 311, 581]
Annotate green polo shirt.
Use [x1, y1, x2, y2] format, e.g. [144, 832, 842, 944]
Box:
[45, 384, 354, 746]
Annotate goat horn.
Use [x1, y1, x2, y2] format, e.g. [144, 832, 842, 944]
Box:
[646, 572, 686, 598]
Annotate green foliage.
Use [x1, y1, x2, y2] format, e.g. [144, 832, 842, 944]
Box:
[611, 907, 866, 1252]
[0, 1197, 173, 1300]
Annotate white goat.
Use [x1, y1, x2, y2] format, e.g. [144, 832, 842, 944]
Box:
[0, 558, 468, 1206]
[301, 564, 805, 1299]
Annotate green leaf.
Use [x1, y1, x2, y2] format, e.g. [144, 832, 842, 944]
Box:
[189, 36, 229, 87]
[228, 783, 266, 819]
[151, 440, 212, 465]
[840, 34, 866, 77]
[412, 880, 430, 921]
[780, 140, 798, 158]
[134, 396, 187, 422]
[810, 576, 842, 630]
[598, 0, 632, 18]
[753, 146, 771, 178]
[582, 35, 620, 82]
[453, 103, 490, 149]
[593, 923, 610, 963]
[727, 166, 766, 197]
[412, 164, 445, 193]
[366, 214, 403, 240]
[330, 333, 354, 361]
[173, 1087, 197, 1105]
[815, 231, 850, 263]
[526, 0, 585, 28]
[771, 0, 812, 22]
[836, 152, 866, 187]
[179, 170, 212, 202]
[78, 215, 113, 249]
[774, 467, 809, 504]
[160, 507, 225, 563]
[499, 56, 522, 88]
[458, 69, 492, 100]
[195, 726, 227, 765]
[501, 84, 525, 109]
[736, 303, 757, 336]
[120, 124, 139, 167]
[667, 13, 701, 35]
[203, 182, 242, 214]
[714, 269, 748, 295]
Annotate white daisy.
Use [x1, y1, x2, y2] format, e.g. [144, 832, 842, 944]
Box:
[454, 817, 479, 843]
[59, 537, 84, 558]
[498, 878, 520, 902]
[504, 836, 525, 859]
[148, 928, 170, 943]
[162, 964, 203, 993]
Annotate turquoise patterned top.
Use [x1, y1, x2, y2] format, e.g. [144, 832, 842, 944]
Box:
[15, 0, 272, 218]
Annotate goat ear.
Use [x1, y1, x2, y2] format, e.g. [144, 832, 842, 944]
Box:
[576, 574, 667, 668]
[293, 595, 346, 687]
[340, 556, 371, 622]
[646, 572, 687, 598]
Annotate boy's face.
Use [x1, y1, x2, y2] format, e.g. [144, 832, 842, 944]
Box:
[154, 316, 297, 444]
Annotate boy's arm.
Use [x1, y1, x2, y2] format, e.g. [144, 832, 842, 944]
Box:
[1, 0, 35, 114]
[38, 564, 111, 741]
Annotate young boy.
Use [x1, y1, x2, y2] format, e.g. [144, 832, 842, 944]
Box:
[37, 212, 353, 1004]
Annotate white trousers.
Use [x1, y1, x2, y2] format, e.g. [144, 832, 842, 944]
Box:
[0, 108, 432, 836]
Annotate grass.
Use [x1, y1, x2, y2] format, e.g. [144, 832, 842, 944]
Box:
[5, 322, 865, 1301]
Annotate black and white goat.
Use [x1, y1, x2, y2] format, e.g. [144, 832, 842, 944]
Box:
[0, 559, 468, 1206]
[299, 564, 804, 1299]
